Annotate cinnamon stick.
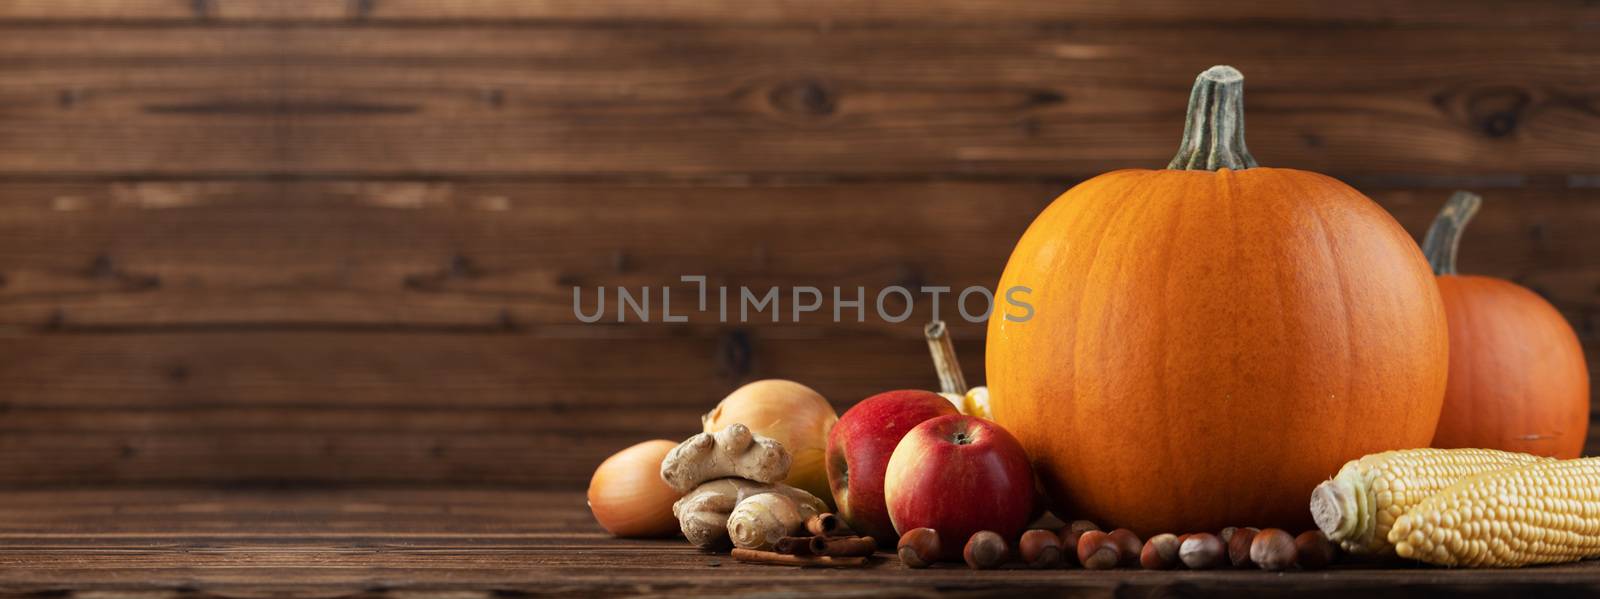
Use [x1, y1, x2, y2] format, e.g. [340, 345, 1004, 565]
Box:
[772, 536, 815, 556]
[810, 535, 877, 557]
[731, 548, 867, 568]
[804, 513, 852, 538]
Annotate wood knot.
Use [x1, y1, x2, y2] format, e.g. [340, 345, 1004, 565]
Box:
[1026, 89, 1065, 107]
[449, 254, 477, 277]
[892, 263, 925, 293]
[769, 79, 837, 117]
[482, 88, 505, 108]
[87, 253, 116, 279]
[1017, 116, 1042, 138]
[350, 0, 377, 19]
[1464, 87, 1532, 139]
[58, 89, 81, 109]
[404, 255, 480, 291]
[716, 329, 753, 380]
[85, 254, 161, 290]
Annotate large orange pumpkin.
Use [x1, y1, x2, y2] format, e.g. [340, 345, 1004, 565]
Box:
[987, 66, 1449, 535]
[1423, 191, 1589, 458]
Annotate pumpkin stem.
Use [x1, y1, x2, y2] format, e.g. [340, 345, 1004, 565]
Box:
[1167, 65, 1259, 171]
[924, 320, 968, 395]
[1421, 190, 1483, 275]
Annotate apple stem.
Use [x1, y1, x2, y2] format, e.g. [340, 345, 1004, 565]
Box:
[924, 320, 968, 395]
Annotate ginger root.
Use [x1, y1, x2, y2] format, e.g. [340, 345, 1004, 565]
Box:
[672, 478, 825, 549]
[659, 423, 790, 493]
[728, 490, 826, 550]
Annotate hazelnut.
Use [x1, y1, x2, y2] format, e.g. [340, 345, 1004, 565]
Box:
[1251, 528, 1297, 571]
[1219, 526, 1238, 544]
[1295, 530, 1336, 571]
[897, 528, 940, 569]
[1019, 529, 1063, 569]
[1076, 530, 1119, 570]
[1107, 529, 1142, 567]
[1179, 533, 1226, 570]
[1227, 527, 1258, 568]
[1068, 520, 1101, 534]
[1139, 533, 1180, 570]
[1057, 528, 1084, 566]
[964, 530, 1009, 570]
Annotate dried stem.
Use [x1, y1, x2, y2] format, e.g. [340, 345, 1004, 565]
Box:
[1421, 190, 1483, 276]
[1167, 65, 1258, 171]
[924, 320, 967, 395]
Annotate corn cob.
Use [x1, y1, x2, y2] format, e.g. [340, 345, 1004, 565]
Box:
[1309, 448, 1548, 555]
[1388, 457, 1600, 567]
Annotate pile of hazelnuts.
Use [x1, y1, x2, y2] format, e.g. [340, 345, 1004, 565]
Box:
[897, 522, 1338, 571]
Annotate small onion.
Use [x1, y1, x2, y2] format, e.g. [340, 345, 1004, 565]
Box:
[702, 380, 838, 506]
[588, 439, 682, 538]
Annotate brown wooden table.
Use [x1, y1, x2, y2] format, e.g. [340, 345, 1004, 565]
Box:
[1, 487, 1596, 598]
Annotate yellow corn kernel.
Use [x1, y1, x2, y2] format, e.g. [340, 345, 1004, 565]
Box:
[963, 386, 992, 420]
[1389, 457, 1600, 567]
[1309, 448, 1548, 555]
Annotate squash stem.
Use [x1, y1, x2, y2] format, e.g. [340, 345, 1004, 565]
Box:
[924, 320, 967, 395]
[1421, 190, 1483, 275]
[1167, 65, 1258, 171]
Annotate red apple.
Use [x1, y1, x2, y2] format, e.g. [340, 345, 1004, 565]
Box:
[884, 414, 1035, 561]
[826, 390, 960, 542]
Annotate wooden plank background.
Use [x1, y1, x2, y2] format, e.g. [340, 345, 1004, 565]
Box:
[0, 1, 1595, 488]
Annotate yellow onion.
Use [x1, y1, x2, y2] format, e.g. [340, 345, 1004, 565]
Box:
[587, 439, 682, 538]
[702, 379, 838, 507]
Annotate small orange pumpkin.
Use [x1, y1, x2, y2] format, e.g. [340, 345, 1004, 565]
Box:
[1423, 191, 1590, 458]
[987, 66, 1449, 535]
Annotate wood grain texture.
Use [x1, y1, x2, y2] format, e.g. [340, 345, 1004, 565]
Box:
[3, 1, 1596, 26]
[1, 27, 1598, 177]
[0, 182, 1593, 330]
[0, 331, 1588, 487]
[346, 1, 1600, 27]
[0, 179, 1595, 485]
[0, 181, 1053, 329]
[0, 3, 1594, 496]
[0, 488, 1596, 598]
[0, 331, 984, 486]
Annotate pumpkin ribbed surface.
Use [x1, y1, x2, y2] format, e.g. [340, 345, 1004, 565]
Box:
[1431, 275, 1589, 458]
[988, 166, 1449, 535]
